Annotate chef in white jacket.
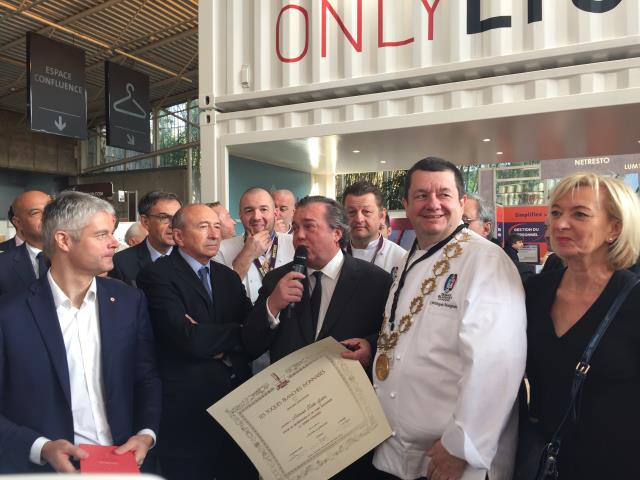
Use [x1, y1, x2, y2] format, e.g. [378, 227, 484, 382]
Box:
[346, 157, 526, 480]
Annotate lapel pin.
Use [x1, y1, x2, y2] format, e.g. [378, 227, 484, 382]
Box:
[109, 297, 116, 303]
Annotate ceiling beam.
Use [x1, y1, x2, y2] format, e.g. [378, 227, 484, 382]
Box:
[0, 0, 192, 83]
[0, 0, 125, 54]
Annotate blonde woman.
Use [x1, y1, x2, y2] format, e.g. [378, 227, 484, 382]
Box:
[525, 173, 640, 479]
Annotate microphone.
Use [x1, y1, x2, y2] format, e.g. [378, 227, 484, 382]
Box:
[287, 246, 308, 316]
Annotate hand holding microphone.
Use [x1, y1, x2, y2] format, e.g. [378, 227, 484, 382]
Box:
[266, 246, 307, 317]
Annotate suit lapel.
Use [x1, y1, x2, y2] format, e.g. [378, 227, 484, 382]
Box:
[317, 255, 359, 339]
[13, 244, 36, 286]
[171, 250, 213, 309]
[211, 261, 232, 323]
[133, 243, 152, 287]
[27, 278, 72, 408]
[97, 279, 117, 405]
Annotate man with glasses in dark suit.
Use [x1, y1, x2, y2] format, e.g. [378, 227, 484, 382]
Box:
[109, 191, 182, 287]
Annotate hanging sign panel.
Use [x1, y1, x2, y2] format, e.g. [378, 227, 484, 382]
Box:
[27, 32, 87, 139]
[105, 62, 150, 153]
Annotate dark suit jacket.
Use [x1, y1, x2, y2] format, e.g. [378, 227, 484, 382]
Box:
[137, 249, 252, 458]
[0, 236, 18, 252]
[243, 254, 392, 364]
[109, 240, 152, 287]
[0, 243, 37, 297]
[0, 276, 161, 473]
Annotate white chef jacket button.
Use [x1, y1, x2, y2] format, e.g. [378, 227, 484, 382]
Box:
[373, 384, 378, 389]
[395, 354, 401, 360]
[390, 391, 396, 398]
[391, 430, 396, 436]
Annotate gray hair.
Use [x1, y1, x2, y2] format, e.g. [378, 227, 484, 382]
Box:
[124, 222, 146, 243]
[466, 193, 495, 225]
[43, 191, 116, 255]
[296, 196, 350, 249]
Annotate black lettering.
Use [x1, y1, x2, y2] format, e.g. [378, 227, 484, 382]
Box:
[528, 0, 542, 23]
[572, 0, 622, 13]
[467, 0, 511, 34]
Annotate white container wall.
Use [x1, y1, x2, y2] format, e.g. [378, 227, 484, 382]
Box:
[200, 0, 640, 108]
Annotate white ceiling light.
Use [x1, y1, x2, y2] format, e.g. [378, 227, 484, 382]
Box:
[482, 138, 491, 142]
[352, 149, 361, 153]
[380, 160, 387, 164]
[496, 151, 503, 155]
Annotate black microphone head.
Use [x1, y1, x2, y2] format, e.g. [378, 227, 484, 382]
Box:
[292, 246, 308, 267]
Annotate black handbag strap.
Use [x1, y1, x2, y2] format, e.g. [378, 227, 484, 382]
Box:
[549, 274, 640, 445]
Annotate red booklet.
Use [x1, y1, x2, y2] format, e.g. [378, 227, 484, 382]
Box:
[79, 444, 139, 474]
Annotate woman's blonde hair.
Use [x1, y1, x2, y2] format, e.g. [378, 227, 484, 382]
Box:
[549, 172, 640, 270]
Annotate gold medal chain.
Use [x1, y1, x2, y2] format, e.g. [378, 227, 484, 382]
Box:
[376, 232, 470, 378]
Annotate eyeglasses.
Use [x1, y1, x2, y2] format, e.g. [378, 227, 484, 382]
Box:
[145, 213, 174, 224]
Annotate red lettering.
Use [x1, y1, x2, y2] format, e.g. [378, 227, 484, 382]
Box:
[378, 0, 414, 47]
[321, 0, 362, 58]
[420, 0, 441, 41]
[276, 4, 309, 63]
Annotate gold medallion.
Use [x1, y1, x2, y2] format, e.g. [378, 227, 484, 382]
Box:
[375, 353, 390, 381]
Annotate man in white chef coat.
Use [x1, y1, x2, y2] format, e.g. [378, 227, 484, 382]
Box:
[345, 157, 526, 480]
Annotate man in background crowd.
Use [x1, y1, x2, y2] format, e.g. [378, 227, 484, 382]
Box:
[138, 204, 255, 480]
[215, 187, 294, 303]
[463, 193, 498, 243]
[207, 202, 237, 239]
[272, 189, 296, 234]
[110, 191, 182, 287]
[0, 205, 24, 251]
[0, 191, 161, 473]
[341, 181, 406, 274]
[124, 221, 148, 247]
[0, 190, 51, 297]
[380, 211, 392, 239]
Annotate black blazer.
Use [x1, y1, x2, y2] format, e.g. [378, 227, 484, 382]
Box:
[243, 254, 392, 364]
[0, 237, 18, 252]
[0, 243, 37, 298]
[137, 248, 252, 458]
[109, 240, 152, 287]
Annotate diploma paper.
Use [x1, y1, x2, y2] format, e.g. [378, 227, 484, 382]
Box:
[208, 337, 391, 480]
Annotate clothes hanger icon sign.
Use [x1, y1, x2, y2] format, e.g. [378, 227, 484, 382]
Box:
[112, 83, 146, 119]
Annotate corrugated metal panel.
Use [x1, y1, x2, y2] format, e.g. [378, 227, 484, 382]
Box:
[203, 0, 640, 109]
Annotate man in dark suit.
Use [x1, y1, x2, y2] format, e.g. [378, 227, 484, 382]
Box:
[243, 195, 392, 365]
[0, 205, 22, 252]
[0, 190, 51, 297]
[109, 191, 181, 286]
[243, 196, 391, 479]
[137, 203, 255, 480]
[0, 191, 161, 473]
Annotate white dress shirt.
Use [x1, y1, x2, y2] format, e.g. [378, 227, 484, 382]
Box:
[25, 242, 43, 279]
[267, 249, 345, 339]
[146, 238, 172, 262]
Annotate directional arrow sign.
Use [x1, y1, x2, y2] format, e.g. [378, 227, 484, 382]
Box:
[54, 116, 67, 131]
[27, 33, 87, 139]
[126, 133, 135, 146]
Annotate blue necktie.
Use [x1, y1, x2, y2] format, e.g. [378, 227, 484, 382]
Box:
[198, 265, 213, 300]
